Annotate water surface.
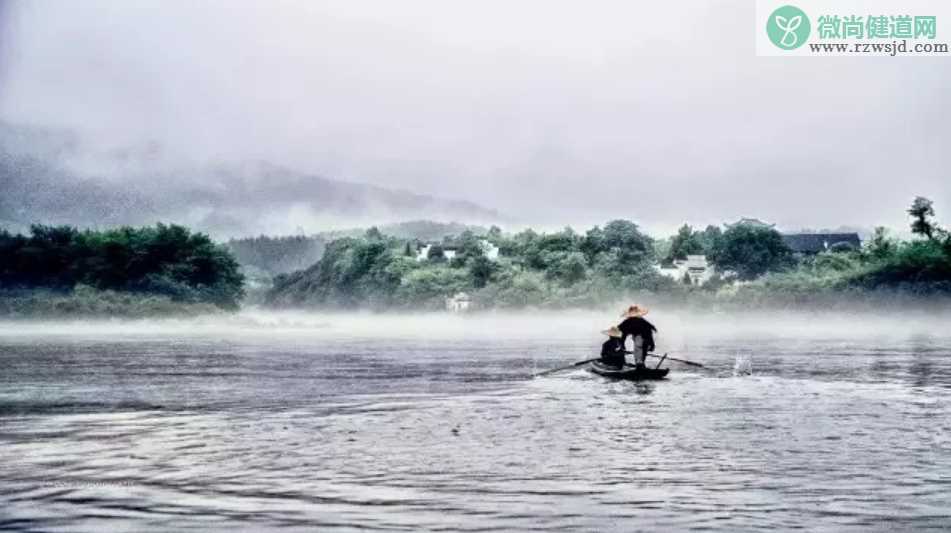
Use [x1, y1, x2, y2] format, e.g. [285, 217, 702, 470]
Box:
[2, 311, 950, 531]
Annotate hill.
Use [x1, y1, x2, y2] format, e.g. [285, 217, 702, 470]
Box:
[0, 121, 502, 238]
[227, 221, 490, 275]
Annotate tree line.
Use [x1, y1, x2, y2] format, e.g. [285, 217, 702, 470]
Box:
[266, 197, 951, 310]
[3, 197, 947, 313]
[0, 224, 245, 309]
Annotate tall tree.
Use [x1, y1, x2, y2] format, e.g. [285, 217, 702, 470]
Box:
[709, 225, 792, 280]
[908, 196, 938, 240]
[668, 224, 704, 261]
[698, 225, 723, 254]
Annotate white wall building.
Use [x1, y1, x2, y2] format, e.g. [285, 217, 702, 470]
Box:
[417, 239, 499, 262]
[656, 254, 713, 286]
[480, 240, 500, 260]
[446, 292, 472, 312]
[416, 244, 432, 262]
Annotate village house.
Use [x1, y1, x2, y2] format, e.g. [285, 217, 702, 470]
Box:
[728, 218, 862, 255]
[781, 233, 862, 255]
[655, 220, 861, 284]
[445, 292, 471, 312]
[415, 243, 450, 261]
[416, 239, 499, 262]
[656, 254, 713, 286]
[726, 217, 775, 229]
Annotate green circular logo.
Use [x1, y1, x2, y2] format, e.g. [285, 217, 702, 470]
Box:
[766, 5, 810, 50]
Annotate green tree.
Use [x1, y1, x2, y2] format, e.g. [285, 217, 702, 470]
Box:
[365, 227, 384, 241]
[582, 220, 655, 278]
[427, 244, 446, 263]
[488, 225, 503, 241]
[455, 230, 486, 261]
[698, 225, 723, 254]
[710, 224, 793, 280]
[396, 266, 468, 307]
[908, 196, 938, 240]
[523, 229, 579, 270]
[544, 251, 587, 285]
[668, 224, 704, 261]
[865, 226, 896, 261]
[468, 254, 496, 288]
[0, 224, 245, 309]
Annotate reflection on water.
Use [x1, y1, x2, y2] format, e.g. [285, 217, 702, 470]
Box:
[1, 311, 951, 531]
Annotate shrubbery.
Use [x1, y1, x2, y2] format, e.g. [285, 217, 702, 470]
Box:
[266, 221, 680, 310]
[266, 198, 951, 311]
[0, 224, 245, 310]
[730, 226, 951, 305]
[0, 285, 221, 318]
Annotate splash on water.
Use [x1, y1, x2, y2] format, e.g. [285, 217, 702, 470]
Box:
[733, 353, 753, 376]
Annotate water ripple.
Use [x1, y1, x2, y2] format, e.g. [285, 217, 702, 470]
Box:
[2, 330, 951, 531]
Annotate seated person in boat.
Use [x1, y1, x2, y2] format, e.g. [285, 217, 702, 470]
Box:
[618, 304, 657, 369]
[600, 326, 626, 368]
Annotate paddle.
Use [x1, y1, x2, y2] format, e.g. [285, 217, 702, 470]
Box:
[533, 357, 600, 377]
[535, 351, 705, 377]
[627, 351, 706, 368]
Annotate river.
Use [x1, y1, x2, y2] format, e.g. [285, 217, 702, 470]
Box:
[1, 310, 950, 531]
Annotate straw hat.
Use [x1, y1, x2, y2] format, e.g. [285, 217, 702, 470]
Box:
[601, 326, 622, 338]
[620, 304, 649, 318]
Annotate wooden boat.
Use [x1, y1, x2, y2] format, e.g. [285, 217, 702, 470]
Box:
[588, 360, 670, 380]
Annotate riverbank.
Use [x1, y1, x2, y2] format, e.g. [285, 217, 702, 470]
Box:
[5, 284, 951, 320]
[0, 286, 222, 319]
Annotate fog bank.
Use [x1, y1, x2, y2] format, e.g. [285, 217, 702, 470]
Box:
[2, 308, 950, 345]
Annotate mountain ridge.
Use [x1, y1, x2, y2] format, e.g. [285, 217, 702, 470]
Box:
[0, 121, 503, 238]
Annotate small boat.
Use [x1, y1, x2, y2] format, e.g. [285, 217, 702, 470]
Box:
[588, 361, 670, 380]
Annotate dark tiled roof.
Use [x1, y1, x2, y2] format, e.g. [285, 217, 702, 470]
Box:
[782, 233, 861, 253]
[727, 218, 775, 228]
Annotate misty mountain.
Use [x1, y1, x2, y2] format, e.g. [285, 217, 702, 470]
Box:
[227, 221, 490, 276]
[226, 235, 326, 276]
[318, 220, 489, 242]
[0, 122, 502, 238]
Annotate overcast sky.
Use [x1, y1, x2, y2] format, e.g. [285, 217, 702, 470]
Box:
[1, 0, 948, 234]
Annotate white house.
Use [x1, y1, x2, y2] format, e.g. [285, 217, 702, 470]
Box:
[416, 239, 499, 262]
[480, 239, 500, 260]
[446, 292, 472, 312]
[656, 254, 713, 286]
[416, 244, 457, 261]
[416, 244, 432, 262]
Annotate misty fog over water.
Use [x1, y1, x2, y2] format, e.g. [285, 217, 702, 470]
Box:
[2, 307, 951, 343]
[2, 309, 951, 531]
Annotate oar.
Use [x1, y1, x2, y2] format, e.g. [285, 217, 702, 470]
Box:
[627, 351, 706, 368]
[534, 357, 600, 377]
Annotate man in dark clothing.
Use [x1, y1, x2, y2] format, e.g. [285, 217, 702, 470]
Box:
[618, 305, 657, 369]
[600, 326, 626, 368]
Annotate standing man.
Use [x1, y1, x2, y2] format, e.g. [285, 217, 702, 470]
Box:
[618, 304, 657, 369]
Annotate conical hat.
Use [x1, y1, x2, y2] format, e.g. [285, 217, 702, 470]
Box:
[620, 304, 649, 318]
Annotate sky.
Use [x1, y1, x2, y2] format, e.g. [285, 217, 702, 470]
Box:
[0, 0, 949, 234]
